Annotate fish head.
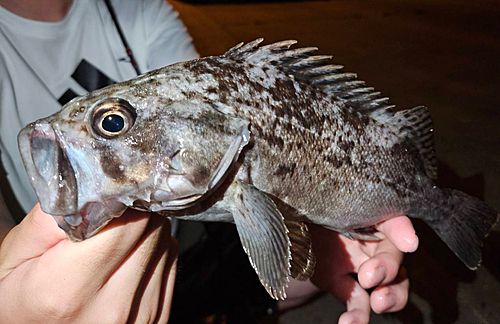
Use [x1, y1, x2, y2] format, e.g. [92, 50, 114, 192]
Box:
[18, 74, 250, 240]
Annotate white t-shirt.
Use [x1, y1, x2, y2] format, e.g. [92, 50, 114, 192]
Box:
[0, 0, 198, 214]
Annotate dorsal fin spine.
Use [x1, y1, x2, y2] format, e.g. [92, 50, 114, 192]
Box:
[225, 39, 395, 116]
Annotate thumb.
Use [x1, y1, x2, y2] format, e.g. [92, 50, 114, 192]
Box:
[0, 204, 66, 279]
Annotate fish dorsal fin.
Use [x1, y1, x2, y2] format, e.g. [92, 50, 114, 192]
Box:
[224, 39, 395, 120]
[393, 106, 437, 179]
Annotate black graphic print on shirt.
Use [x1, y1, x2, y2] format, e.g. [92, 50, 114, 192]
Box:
[58, 59, 116, 105]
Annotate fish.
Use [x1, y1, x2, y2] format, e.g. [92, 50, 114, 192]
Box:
[18, 39, 498, 300]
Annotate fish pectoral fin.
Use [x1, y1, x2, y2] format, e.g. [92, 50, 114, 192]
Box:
[285, 219, 316, 281]
[230, 181, 291, 300]
[54, 200, 127, 241]
[343, 226, 383, 241]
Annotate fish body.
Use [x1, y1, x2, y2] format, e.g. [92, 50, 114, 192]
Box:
[18, 39, 498, 299]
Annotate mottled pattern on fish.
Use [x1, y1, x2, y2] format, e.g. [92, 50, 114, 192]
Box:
[99, 40, 431, 231]
[19, 39, 498, 300]
[182, 46, 427, 229]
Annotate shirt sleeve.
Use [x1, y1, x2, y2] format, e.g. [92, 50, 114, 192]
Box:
[142, 0, 199, 70]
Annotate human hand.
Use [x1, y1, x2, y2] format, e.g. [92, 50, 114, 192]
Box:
[0, 204, 176, 324]
[281, 216, 418, 324]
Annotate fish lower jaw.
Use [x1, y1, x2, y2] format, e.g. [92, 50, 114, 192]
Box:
[118, 189, 205, 213]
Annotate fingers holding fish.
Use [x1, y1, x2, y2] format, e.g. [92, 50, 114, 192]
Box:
[307, 221, 410, 322]
[356, 221, 409, 290]
[355, 220, 411, 314]
[36, 209, 151, 297]
[375, 215, 419, 253]
[69, 212, 175, 323]
[104, 214, 176, 323]
[369, 267, 409, 314]
[358, 255, 409, 312]
[337, 242, 408, 322]
[357, 251, 401, 290]
[0, 207, 175, 323]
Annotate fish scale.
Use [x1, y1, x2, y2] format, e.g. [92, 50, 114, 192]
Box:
[18, 39, 498, 300]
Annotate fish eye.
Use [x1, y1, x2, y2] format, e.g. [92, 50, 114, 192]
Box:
[102, 113, 125, 133]
[91, 98, 136, 138]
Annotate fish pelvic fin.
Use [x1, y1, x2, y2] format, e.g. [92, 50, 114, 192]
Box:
[415, 188, 498, 270]
[229, 181, 291, 300]
[392, 106, 437, 179]
[342, 226, 384, 241]
[285, 219, 316, 281]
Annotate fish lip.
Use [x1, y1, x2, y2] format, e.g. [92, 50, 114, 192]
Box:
[18, 122, 78, 215]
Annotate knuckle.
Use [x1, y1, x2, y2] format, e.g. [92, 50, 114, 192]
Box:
[379, 252, 400, 280]
[25, 281, 88, 321]
[34, 292, 82, 320]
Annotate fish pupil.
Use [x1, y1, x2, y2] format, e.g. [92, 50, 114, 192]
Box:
[102, 114, 124, 133]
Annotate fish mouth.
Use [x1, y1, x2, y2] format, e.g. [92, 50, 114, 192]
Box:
[18, 123, 78, 215]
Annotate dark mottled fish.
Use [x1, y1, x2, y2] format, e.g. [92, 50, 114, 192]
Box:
[18, 39, 498, 299]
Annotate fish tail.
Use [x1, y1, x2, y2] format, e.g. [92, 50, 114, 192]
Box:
[415, 188, 498, 270]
